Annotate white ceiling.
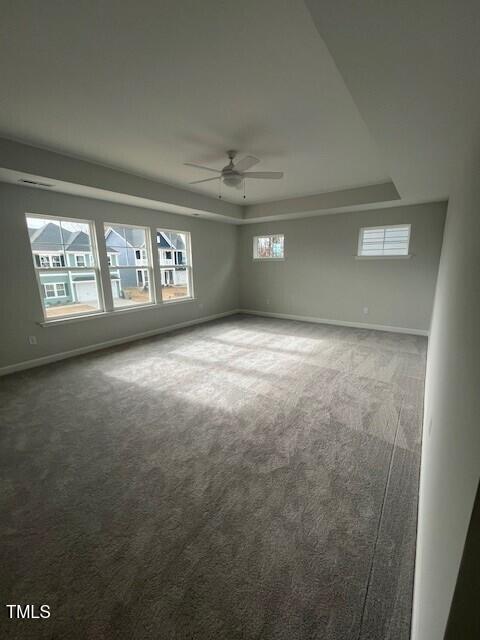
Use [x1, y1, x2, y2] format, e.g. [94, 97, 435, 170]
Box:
[306, 0, 480, 203]
[0, 0, 390, 205]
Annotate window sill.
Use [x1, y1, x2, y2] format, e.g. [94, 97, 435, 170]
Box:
[162, 296, 195, 306]
[253, 257, 285, 262]
[38, 298, 195, 326]
[355, 254, 412, 260]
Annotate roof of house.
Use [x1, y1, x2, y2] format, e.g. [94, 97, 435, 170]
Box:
[29, 222, 186, 254]
[29, 222, 118, 252]
[158, 231, 186, 251]
[105, 226, 146, 249]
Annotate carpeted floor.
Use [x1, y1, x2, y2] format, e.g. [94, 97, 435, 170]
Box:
[0, 314, 426, 639]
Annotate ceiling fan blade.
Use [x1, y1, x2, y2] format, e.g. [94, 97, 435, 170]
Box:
[189, 176, 220, 184]
[242, 171, 284, 179]
[234, 155, 259, 172]
[184, 162, 221, 174]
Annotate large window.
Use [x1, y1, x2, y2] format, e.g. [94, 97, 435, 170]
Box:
[253, 234, 284, 259]
[157, 229, 192, 301]
[358, 224, 411, 257]
[104, 224, 153, 308]
[26, 215, 102, 319]
[26, 216, 196, 321]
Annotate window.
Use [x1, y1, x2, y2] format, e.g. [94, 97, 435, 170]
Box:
[104, 224, 153, 308]
[43, 282, 67, 298]
[44, 284, 56, 298]
[34, 253, 66, 268]
[358, 225, 411, 257]
[26, 215, 102, 320]
[157, 230, 192, 301]
[55, 283, 66, 297]
[253, 234, 284, 259]
[75, 254, 86, 267]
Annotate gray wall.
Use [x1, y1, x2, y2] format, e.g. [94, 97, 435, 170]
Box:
[0, 187, 446, 372]
[0, 183, 239, 369]
[239, 202, 446, 332]
[412, 155, 480, 639]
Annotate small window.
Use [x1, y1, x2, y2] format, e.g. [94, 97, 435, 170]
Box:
[55, 283, 67, 297]
[43, 282, 67, 298]
[75, 254, 86, 267]
[44, 283, 56, 298]
[26, 215, 102, 320]
[358, 224, 411, 257]
[104, 224, 153, 308]
[253, 234, 284, 259]
[157, 230, 192, 301]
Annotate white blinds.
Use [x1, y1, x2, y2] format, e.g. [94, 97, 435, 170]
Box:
[359, 225, 410, 256]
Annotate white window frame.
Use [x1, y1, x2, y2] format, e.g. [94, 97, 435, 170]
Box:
[26, 217, 197, 325]
[357, 224, 411, 258]
[253, 234, 285, 260]
[104, 222, 155, 310]
[54, 282, 67, 297]
[74, 253, 88, 267]
[26, 213, 104, 321]
[42, 282, 67, 298]
[43, 283, 56, 298]
[157, 228, 194, 302]
[34, 252, 66, 268]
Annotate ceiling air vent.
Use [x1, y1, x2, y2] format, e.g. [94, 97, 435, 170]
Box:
[18, 178, 53, 188]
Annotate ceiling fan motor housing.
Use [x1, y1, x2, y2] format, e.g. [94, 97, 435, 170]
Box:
[222, 171, 242, 187]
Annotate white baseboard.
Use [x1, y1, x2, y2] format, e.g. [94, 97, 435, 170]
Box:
[239, 308, 429, 336]
[0, 309, 240, 377]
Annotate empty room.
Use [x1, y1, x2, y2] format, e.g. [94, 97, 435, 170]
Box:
[0, 1, 479, 639]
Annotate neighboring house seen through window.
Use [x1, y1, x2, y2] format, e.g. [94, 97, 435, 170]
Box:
[25, 216, 196, 321]
[104, 224, 153, 309]
[157, 229, 192, 301]
[26, 215, 102, 320]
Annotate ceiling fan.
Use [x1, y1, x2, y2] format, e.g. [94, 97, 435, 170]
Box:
[184, 150, 283, 190]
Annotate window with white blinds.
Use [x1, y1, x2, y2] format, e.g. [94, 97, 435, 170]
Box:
[358, 224, 411, 257]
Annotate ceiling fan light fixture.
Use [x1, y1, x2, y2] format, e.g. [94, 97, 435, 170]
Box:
[222, 174, 243, 188]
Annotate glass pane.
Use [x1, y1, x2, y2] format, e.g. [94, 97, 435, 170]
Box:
[157, 230, 189, 266]
[256, 234, 284, 258]
[111, 268, 152, 308]
[39, 271, 101, 318]
[161, 266, 189, 301]
[26, 216, 95, 267]
[104, 224, 148, 266]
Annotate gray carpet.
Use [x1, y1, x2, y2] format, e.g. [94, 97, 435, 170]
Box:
[0, 314, 426, 639]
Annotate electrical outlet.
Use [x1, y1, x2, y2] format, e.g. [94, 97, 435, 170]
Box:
[363, 306, 369, 315]
[28, 335, 37, 345]
[266, 298, 270, 306]
[198, 302, 204, 311]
